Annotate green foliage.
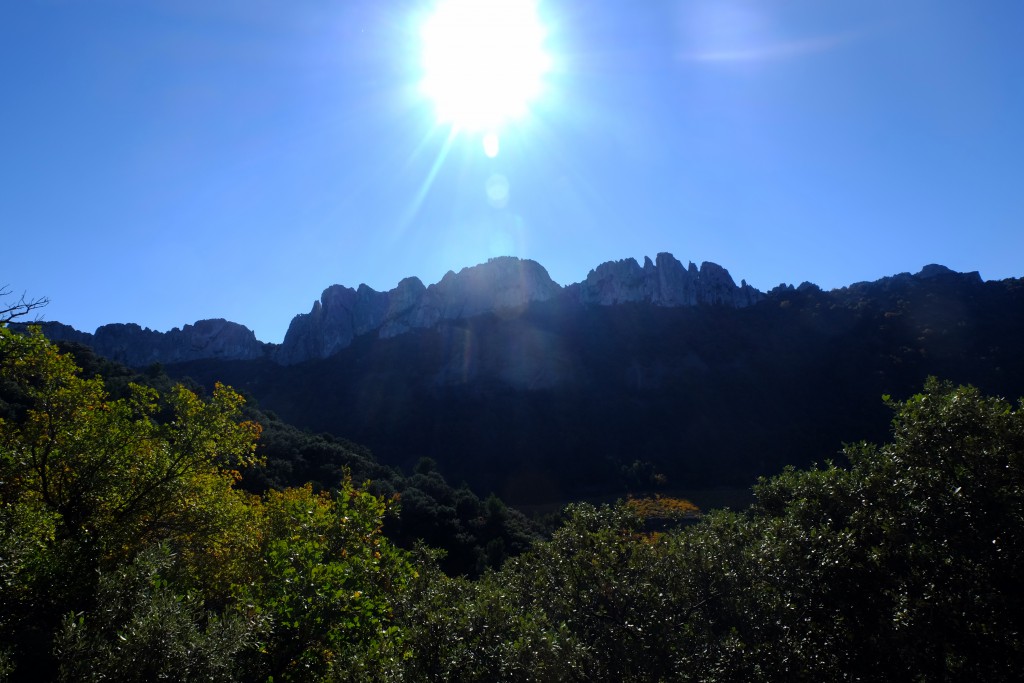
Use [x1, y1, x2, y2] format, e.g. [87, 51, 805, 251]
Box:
[231, 397, 544, 579]
[54, 544, 264, 683]
[738, 378, 1024, 680]
[240, 481, 415, 681]
[0, 328, 417, 681]
[0, 327, 262, 677]
[394, 503, 710, 681]
[233, 403, 542, 578]
[387, 476, 540, 577]
[392, 378, 1024, 681]
[51, 336, 540, 579]
[394, 546, 569, 682]
[6, 324, 1024, 681]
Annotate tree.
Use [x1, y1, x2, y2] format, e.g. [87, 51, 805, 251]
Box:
[53, 544, 263, 683]
[0, 326, 261, 679]
[0, 286, 48, 325]
[1, 326, 419, 681]
[740, 379, 1024, 680]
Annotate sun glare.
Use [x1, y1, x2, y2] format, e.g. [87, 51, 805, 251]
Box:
[420, 0, 550, 132]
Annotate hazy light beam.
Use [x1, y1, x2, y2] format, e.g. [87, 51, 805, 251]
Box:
[397, 127, 460, 238]
[681, 29, 866, 63]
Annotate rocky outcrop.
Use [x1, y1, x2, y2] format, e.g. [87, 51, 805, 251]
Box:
[917, 263, 981, 282]
[278, 253, 764, 364]
[279, 257, 561, 363]
[275, 284, 392, 365]
[568, 252, 763, 308]
[13, 254, 769, 366]
[17, 321, 93, 346]
[15, 318, 266, 366]
[19, 253, 897, 366]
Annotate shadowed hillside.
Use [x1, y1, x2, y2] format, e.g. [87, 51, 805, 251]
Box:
[166, 270, 1024, 504]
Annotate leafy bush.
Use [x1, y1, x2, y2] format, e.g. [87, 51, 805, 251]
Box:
[393, 379, 1024, 681]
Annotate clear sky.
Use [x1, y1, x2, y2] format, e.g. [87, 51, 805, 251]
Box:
[3, 0, 1022, 343]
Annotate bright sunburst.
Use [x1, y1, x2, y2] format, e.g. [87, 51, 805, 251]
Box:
[420, 0, 550, 133]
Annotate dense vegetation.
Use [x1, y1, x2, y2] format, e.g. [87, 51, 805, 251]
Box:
[37, 341, 542, 579]
[0, 328, 416, 681]
[3, 327, 1023, 680]
[400, 376, 1024, 681]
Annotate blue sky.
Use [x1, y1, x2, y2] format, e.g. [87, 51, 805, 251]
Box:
[3, 0, 1022, 343]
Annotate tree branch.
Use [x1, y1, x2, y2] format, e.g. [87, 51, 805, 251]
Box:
[0, 285, 50, 324]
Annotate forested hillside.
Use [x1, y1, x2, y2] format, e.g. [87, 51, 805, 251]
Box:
[3, 326, 1023, 681]
[15, 338, 542, 579]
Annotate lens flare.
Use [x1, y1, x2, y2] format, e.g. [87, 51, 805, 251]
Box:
[483, 132, 501, 157]
[486, 173, 510, 207]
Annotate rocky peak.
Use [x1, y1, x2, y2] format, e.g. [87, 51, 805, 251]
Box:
[280, 257, 561, 362]
[433, 256, 562, 317]
[280, 253, 763, 366]
[835, 264, 984, 303]
[917, 263, 981, 282]
[276, 284, 372, 365]
[13, 254, 774, 367]
[578, 258, 650, 305]
[573, 252, 764, 308]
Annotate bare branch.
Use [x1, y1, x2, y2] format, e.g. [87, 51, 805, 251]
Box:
[1, 285, 50, 325]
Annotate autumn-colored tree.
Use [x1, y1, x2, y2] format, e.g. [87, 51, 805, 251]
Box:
[0, 327, 261, 677]
[0, 328, 417, 681]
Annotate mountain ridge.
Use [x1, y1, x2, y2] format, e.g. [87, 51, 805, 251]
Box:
[13, 254, 989, 368]
[159, 264, 1023, 504]
[12, 256, 1021, 504]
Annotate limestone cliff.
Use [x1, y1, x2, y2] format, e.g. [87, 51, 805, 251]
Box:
[567, 252, 763, 308]
[279, 256, 561, 363]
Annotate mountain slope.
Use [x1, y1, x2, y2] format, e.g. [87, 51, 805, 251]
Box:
[15, 256, 1023, 504]
[163, 266, 1024, 504]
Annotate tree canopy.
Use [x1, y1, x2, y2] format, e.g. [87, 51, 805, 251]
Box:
[2, 325, 1023, 681]
[394, 378, 1024, 682]
[0, 327, 415, 681]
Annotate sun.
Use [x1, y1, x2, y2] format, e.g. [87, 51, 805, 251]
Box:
[419, 0, 551, 133]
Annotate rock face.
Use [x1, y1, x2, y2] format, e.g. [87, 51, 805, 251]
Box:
[567, 252, 763, 308]
[278, 256, 562, 364]
[18, 319, 265, 366]
[274, 284, 391, 365]
[276, 253, 762, 364]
